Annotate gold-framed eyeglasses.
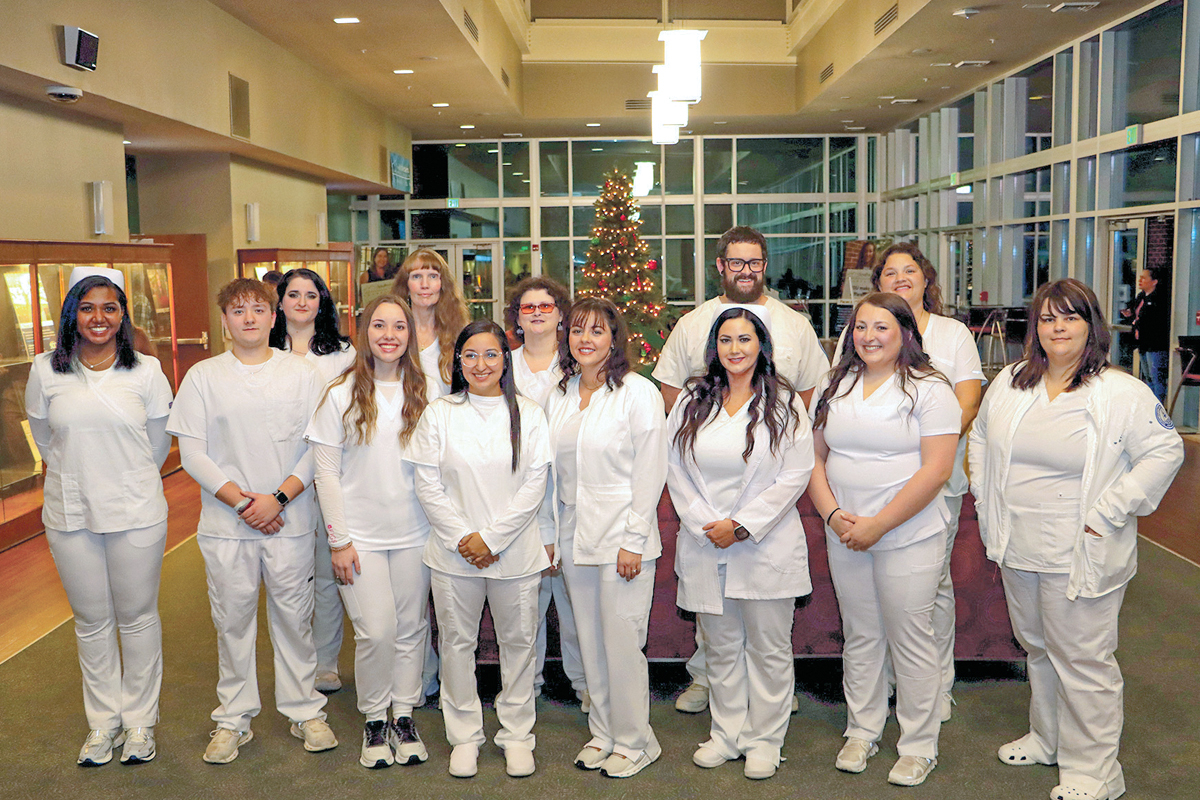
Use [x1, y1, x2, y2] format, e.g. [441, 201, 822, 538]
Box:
[721, 258, 767, 273]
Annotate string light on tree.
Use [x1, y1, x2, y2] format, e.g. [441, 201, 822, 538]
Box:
[577, 168, 678, 367]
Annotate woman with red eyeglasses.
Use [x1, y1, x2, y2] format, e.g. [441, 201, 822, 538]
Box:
[503, 277, 588, 712]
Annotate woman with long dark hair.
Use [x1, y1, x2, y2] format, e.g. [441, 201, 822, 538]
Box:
[540, 298, 667, 779]
[404, 319, 552, 779]
[270, 267, 356, 694]
[306, 295, 436, 770]
[24, 269, 173, 766]
[969, 279, 1182, 800]
[391, 248, 469, 396]
[808, 292, 960, 787]
[667, 308, 814, 780]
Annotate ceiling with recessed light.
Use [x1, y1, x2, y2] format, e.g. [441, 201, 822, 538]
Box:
[207, 0, 1150, 140]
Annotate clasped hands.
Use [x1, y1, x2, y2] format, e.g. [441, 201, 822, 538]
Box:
[458, 532, 497, 569]
[237, 491, 284, 535]
[827, 509, 887, 552]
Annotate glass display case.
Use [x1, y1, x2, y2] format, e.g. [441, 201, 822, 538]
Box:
[237, 246, 355, 337]
[0, 240, 178, 538]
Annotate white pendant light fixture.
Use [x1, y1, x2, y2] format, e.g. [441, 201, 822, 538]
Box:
[657, 29, 706, 105]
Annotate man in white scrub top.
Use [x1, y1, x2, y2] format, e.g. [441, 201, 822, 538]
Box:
[168, 279, 338, 764]
[653, 226, 830, 713]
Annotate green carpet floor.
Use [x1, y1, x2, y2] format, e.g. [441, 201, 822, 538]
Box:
[1, 536, 1196, 800]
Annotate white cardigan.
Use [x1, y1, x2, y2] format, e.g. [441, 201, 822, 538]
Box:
[539, 372, 668, 565]
[968, 365, 1183, 600]
[667, 390, 815, 614]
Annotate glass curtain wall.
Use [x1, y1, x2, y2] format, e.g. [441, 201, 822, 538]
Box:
[350, 135, 877, 338]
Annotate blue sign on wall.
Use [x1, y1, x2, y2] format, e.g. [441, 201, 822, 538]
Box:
[389, 152, 412, 193]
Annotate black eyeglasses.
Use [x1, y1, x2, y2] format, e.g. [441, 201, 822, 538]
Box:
[721, 258, 767, 273]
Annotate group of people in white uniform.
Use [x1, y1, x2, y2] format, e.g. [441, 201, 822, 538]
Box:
[27, 226, 1182, 800]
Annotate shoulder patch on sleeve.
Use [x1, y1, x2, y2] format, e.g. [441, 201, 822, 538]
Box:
[1156, 403, 1175, 430]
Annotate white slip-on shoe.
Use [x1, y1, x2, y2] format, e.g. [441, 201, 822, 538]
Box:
[940, 691, 956, 722]
[692, 744, 728, 769]
[674, 682, 709, 713]
[203, 728, 252, 764]
[449, 743, 479, 778]
[120, 727, 155, 764]
[291, 718, 338, 752]
[1050, 784, 1106, 800]
[744, 753, 777, 780]
[998, 734, 1056, 766]
[574, 745, 610, 770]
[504, 745, 536, 777]
[835, 737, 878, 773]
[888, 755, 936, 786]
[578, 690, 592, 714]
[78, 728, 126, 766]
[314, 671, 342, 693]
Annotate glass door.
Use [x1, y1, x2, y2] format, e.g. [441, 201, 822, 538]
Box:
[1107, 218, 1144, 373]
[420, 243, 503, 324]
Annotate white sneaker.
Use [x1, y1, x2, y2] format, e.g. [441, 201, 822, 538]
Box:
[314, 671, 342, 693]
[389, 716, 428, 765]
[449, 743, 478, 778]
[940, 691, 955, 722]
[360, 720, 393, 769]
[600, 739, 662, 778]
[674, 682, 709, 713]
[835, 737, 878, 773]
[120, 727, 156, 764]
[203, 728, 252, 764]
[291, 718, 338, 752]
[888, 755, 936, 786]
[692, 743, 728, 769]
[77, 728, 125, 766]
[574, 745, 610, 770]
[744, 753, 777, 780]
[504, 745, 536, 777]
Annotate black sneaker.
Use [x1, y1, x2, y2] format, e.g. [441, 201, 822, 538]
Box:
[389, 717, 428, 765]
[359, 720, 393, 769]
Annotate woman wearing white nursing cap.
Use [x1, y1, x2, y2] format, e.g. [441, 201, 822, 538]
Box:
[25, 268, 173, 766]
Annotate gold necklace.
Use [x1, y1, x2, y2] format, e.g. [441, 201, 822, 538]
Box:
[81, 350, 116, 370]
[581, 374, 605, 392]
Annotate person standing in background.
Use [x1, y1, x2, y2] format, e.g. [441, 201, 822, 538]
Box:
[1121, 268, 1170, 402]
[653, 225, 829, 715]
[391, 248, 469, 397]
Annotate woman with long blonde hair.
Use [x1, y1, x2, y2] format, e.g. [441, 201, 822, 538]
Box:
[306, 295, 438, 770]
[391, 248, 469, 396]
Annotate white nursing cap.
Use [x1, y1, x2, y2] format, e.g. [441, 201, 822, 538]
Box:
[715, 302, 772, 334]
[68, 266, 125, 292]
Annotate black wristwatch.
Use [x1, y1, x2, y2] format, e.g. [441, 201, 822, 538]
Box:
[272, 489, 290, 508]
[733, 524, 750, 541]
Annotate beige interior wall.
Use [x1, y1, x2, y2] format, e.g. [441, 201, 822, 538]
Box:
[0, 91, 129, 241]
[229, 157, 328, 250]
[0, 0, 411, 184]
[135, 151, 234, 351]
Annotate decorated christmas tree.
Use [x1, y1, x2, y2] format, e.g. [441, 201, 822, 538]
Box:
[576, 168, 676, 368]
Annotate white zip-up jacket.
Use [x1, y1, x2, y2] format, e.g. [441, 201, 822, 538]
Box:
[539, 372, 668, 565]
[968, 364, 1183, 600]
[666, 391, 815, 614]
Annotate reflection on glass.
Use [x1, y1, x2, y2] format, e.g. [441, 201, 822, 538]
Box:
[704, 139, 733, 194]
[503, 241, 532, 288]
[637, 205, 662, 236]
[1023, 222, 1050, 298]
[704, 204, 732, 235]
[1077, 156, 1097, 212]
[540, 240, 571, 292]
[1113, 139, 1177, 208]
[503, 142, 531, 198]
[572, 141, 660, 196]
[503, 207, 531, 238]
[830, 202, 857, 234]
[461, 248, 494, 322]
[663, 238, 696, 303]
[573, 206, 595, 238]
[664, 140, 694, 195]
[738, 139, 824, 193]
[411, 208, 500, 239]
[829, 138, 857, 193]
[381, 210, 405, 240]
[767, 238, 825, 304]
[1105, 0, 1183, 132]
[541, 206, 569, 238]
[703, 237, 721, 300]
[664, 205, 694, 235]
[740, 203, 824, 234]
[540, 141, 569, 197]
[413, 143, 499, 199]
[1, 265, 39, 360]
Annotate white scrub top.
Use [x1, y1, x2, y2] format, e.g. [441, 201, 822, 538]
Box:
[167, 350, 322, 539]
[305, 375, 437, 551]
[512, 345, 564, 409]
[419, 340, 450, 397]
[815, 371, 960, 549]
[290, 341, 356, 387]
[25, 353, 173, 533]
[405, 393, 552, 578]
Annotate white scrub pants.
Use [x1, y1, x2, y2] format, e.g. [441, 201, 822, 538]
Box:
[696, 568, 794, 766]
[1001, 568, 1127, 799]
[535, 572, 585, 693]
[197, 534, 327, 731]
[47, 523, 167, 731]
[312, 529, 344, 676]
[429, 569, 540, 750]
[932, 494, 963, 695]
[827, 532, 944, 759]
[558, 508, 658, 762]
[338, 546, 430, 721]
[685, 627, 710, 689]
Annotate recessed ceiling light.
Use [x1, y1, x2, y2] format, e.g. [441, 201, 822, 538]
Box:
[419, 56, 437, 61]
[512, 172, 524, 176]
[932, 62, 953, 67]
[454, 143, 466, 148]
[460, 124, 475, 129]
[592, 147, 603, 151]
[840, 96, 850, 100]
[502, 133, 523, 137]
[1029, 95, 1046, 100]
[845, 126, 866, 131]
[840, 119, 855, 123]
[432, 103, 449, 108]
[333, 17, 360, 24]
[892, 98, 919, 104]
[122, 139, 132, 145]
[878, 95, 895, 100]
[503, 162, 512, 166]
[586, 122, 600, 127]
[394, 69, 413, 74]
[487, 149, 498, 153]
[522, 179, 530, 183]
[714, 121, 727, 125]
[911, 48, 932, 54]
